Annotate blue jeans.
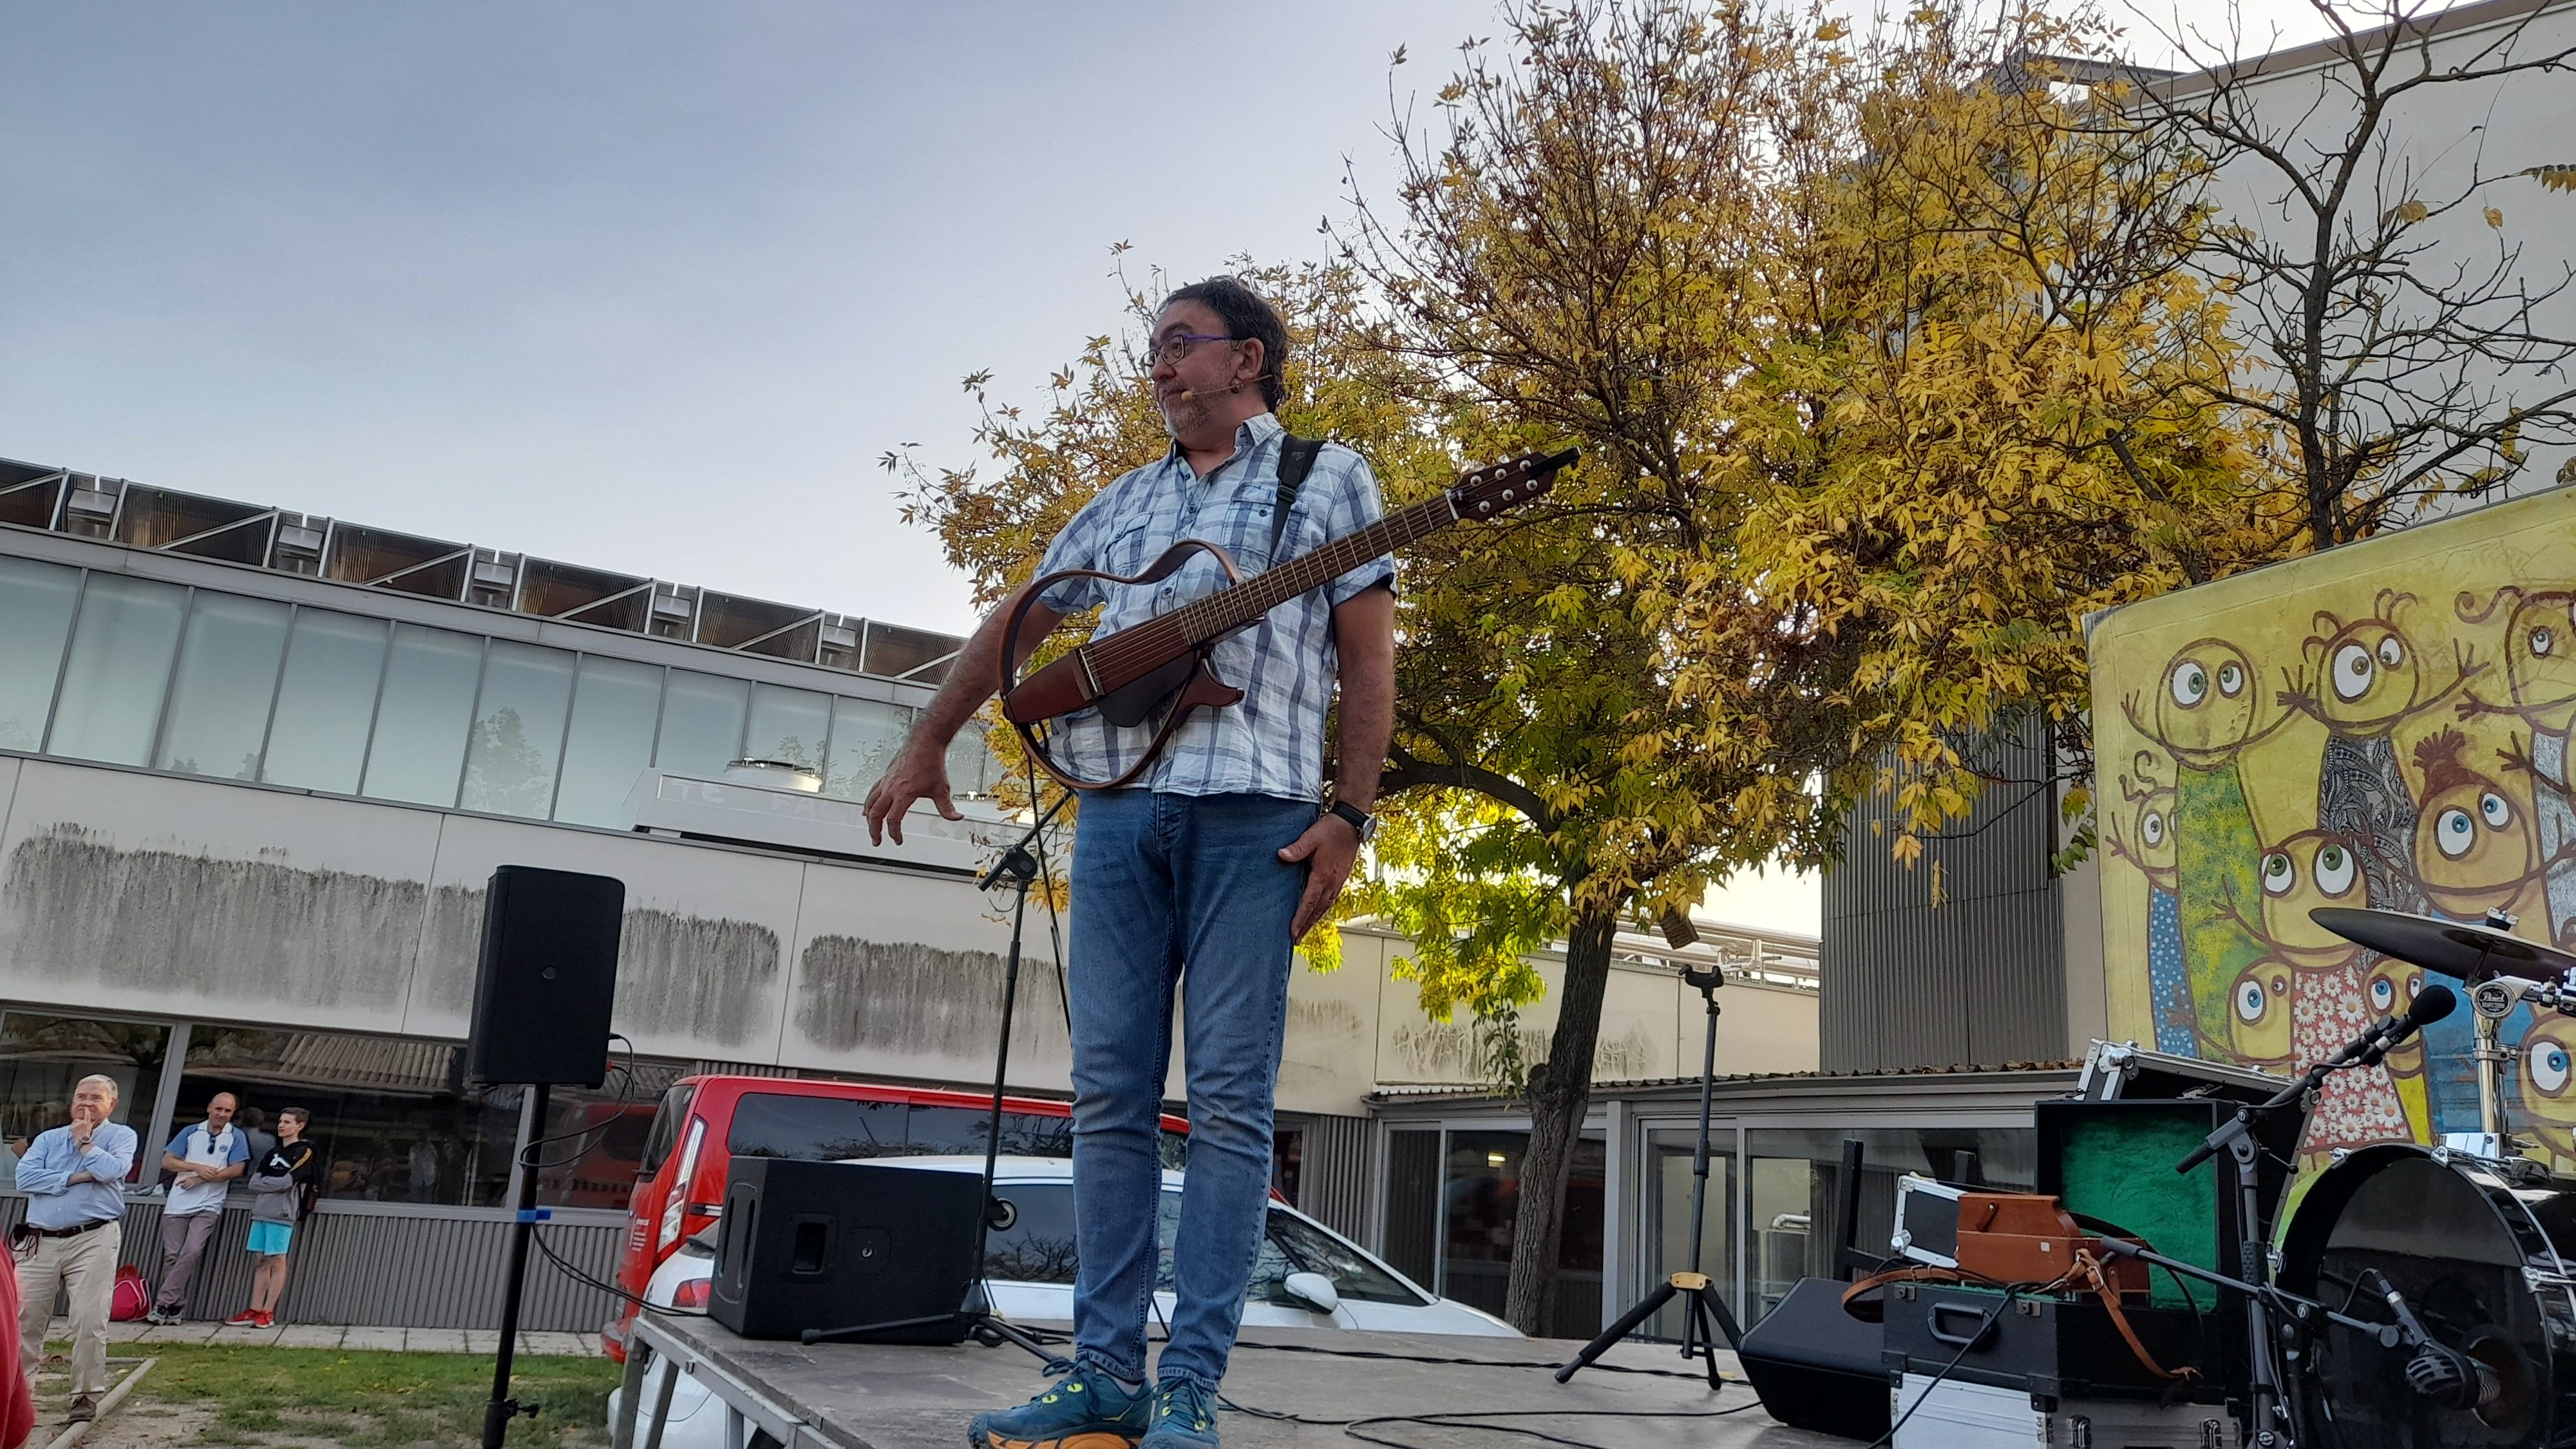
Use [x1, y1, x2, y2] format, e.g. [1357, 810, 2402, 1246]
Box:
[1067, 789, 1311, 1389]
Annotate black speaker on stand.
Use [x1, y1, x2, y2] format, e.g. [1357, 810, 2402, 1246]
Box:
[469, 865, 624, 1449]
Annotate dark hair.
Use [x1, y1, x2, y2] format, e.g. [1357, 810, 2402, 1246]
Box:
[238, 1106, 268, 1130]
[279, 1107, 311, 1126]
[1160, 276, 1289, 410]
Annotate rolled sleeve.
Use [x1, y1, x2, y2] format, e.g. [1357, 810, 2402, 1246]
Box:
[1032, 504, 1108, 614]
[80, 1130, 135, 1186]
[1315, 448, 1395, 607]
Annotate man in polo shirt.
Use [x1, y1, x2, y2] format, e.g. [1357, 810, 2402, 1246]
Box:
[147, 1092, 247, 1326]
[15, 1074, 138, 1425]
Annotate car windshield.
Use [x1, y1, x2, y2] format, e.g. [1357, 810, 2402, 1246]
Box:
[726, 1093, 1186, 1168]
[978, 1182, 1423, 1307]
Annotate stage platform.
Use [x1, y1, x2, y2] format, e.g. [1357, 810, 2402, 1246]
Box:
[623, 1314, 1849, 1448]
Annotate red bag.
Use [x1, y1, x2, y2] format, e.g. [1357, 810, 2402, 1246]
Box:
[110, 1265, 148, 1323]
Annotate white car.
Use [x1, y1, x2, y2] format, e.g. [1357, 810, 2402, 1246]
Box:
[609, 1156, 1517, 1446]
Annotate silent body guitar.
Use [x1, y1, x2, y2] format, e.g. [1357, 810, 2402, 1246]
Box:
[999, 446, 1577, 791]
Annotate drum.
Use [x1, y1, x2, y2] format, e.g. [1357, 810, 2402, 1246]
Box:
[2277, 1144, 2576, 1447]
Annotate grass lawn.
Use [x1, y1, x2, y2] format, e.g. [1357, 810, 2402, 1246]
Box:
[122, 1342, 620, 1446]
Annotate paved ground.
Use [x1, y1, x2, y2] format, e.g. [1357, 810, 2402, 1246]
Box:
[44, 1317, 605, 1356]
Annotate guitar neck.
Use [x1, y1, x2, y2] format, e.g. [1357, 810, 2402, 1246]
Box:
[1169, 495, 1457, 645]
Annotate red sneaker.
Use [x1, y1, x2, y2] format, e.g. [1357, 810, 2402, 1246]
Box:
[253, 1311, 274, 1329]
[225, 1309, 260, 1327]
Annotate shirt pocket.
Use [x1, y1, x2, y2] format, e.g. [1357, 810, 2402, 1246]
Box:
[1200, 495, 1280, 576]
[1097, 515, 1160, 580]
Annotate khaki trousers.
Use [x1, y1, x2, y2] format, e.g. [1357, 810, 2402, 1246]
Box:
[153, 1209, 220, 1313]
[16, 1219, 120, 1396]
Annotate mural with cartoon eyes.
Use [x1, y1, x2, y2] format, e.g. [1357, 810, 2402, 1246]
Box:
[2409, 728, 2546, 921]
[2460, 587, 2576, 717]
[2227, 959, 2296, 1066]
[2248, 831, 2367, 967]
[2517, 1015, 2576, 1168]
[2290, 592, 2472, 735]
[2126, 638, 2278, 766]
[2090, 486, 2576, 1172]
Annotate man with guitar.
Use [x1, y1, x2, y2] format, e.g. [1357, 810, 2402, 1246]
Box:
[867, 276, 1395, 1449]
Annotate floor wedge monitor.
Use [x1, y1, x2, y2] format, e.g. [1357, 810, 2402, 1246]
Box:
[710, 1158, 982, 1343]
[466, 864, 623, 1087]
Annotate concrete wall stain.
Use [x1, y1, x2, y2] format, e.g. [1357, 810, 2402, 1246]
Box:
[618, 908, 779, 1046]
[1287, 997, 1365, 1041]
[796, 936, 1059, 1062]
[1, 825, 418, 1012]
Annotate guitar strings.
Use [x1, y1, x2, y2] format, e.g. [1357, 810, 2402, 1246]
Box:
[1080, 495, 1456, 684]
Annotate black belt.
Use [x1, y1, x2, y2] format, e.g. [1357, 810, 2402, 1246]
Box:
[26, 1218, 117, 1240]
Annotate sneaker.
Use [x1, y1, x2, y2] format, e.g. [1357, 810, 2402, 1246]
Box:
[1139, 1379, 1218, 1449]
[253, 1310, 274, 1329]
[966, 1361, 1150, 1449]
[67, 1396, 96, 1424]
[225, 1309, 260, 1327]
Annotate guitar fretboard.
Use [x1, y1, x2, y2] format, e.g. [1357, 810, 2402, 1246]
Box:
[1080, 493, 1460, 680]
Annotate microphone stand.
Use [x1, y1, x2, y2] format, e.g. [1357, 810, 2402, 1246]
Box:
[2170, 1005, 2435, 1449]
[1555, 965, 1745, 1388]
[803, 793, 1069, 1368]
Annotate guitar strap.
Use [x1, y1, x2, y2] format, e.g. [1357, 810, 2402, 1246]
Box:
[1272, 433, 1323, 558]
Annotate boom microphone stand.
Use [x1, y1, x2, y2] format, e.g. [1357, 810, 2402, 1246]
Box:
[1557, 965, 1745, 1389]
[802, 793, 1068, 1366]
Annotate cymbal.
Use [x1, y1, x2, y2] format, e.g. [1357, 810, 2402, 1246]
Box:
[2309, 906, 2576, 983]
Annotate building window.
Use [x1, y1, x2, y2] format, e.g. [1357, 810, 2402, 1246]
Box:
[177, 1025, 680, 1210]
[156, 591, 291, 781]
[823, 697, 909, 800]
[260, 609, 388, 793]
[0, 556, 80, 752]
[745, 684, 829, 773]
[362, 623, 482, 806]
[0, 1012, 171, 1182]
[460, 640, 574, 817]
[1742, 1125, 2034, 1321]
[1643, 1124, 1738, 1332]
[654, 670, 748, 777]
[46, 574, 187, 766]
[0, 557, 1008, 831]
[553, 656, 663, 828]
[1271, 1124, 1305, 1206]
[1381, 1130, 1441, 1286]
[1439, 1131, 1603, 1340]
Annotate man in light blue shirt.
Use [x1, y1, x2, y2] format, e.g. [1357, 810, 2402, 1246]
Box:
[15, 1074, 137, 1424]
[870, 277, 1397, 1449]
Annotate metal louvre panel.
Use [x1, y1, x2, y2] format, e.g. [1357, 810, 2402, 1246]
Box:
[1294, 1112, 1376, 1242]
[6, 1195, 622, 1332]
[1823, 716, 2068, 1072]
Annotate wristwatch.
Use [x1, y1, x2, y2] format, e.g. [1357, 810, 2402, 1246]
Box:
[1325, 799, 1378, 842]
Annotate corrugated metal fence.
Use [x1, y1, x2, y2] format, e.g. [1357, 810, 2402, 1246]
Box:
[6, 1193, 623, 1333]
[1823, 717, 2070, 1072]
[1291, 1112, 1375, 1243]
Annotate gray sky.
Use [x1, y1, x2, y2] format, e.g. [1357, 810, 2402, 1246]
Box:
[1, 1, 2338, 639]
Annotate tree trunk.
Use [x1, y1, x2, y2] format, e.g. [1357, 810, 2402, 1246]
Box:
[1501, 896, 1622, 1336]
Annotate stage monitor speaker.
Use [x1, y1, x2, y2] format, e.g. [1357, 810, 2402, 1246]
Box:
[1735, 1276, 1891, 1442]
[466, 865, 623, 1087]
[710, 1159, 981, 1343]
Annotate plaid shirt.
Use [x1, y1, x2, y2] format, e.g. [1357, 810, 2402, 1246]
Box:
[1033, 412, 1393, 799]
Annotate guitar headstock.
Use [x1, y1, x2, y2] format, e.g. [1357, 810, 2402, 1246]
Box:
[1446, 447, 1579, 522]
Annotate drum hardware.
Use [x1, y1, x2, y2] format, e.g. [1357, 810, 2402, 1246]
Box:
[2160, 985, 2459, 1447]
[2311, 905, 2572, 1140]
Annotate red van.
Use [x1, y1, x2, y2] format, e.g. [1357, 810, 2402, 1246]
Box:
[604, 1075, 1189, 1359]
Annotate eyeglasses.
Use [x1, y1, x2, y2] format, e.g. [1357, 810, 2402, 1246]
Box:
[1148, 332, 1236, 366]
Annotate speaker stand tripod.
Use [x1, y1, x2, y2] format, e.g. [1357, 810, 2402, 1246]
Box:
[802, 795, 1068, 1369]
[1557, 965, 1745, 1390]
